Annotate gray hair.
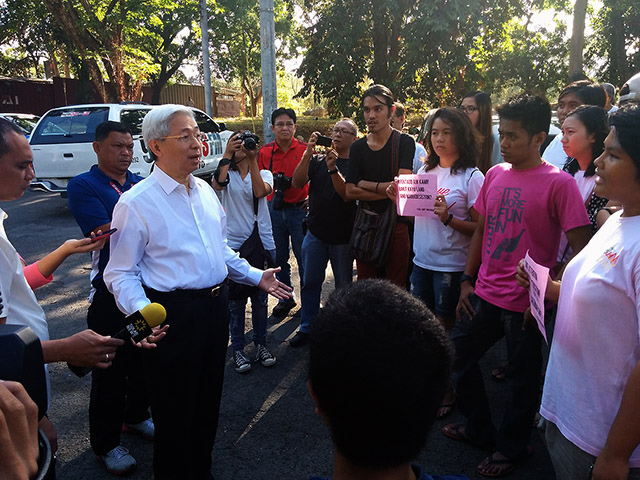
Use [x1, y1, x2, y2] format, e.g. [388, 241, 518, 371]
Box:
[142, 104, 195, 160]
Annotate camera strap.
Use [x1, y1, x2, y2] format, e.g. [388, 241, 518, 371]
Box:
[268, 143, 276, 172]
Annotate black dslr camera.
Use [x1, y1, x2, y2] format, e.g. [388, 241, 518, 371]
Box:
[238, 130, 260, 150]
[272, 172, 292, 210]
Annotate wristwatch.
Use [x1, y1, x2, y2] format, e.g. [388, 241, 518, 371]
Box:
[443, 213, 454, 226]
[219, 157, 232, 167]
[328, 167, 339, 175]
[459, 274, 474, 285]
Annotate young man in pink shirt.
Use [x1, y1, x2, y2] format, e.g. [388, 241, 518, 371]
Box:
[442, 93, 592, 477]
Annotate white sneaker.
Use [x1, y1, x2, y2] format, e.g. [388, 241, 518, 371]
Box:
[255, 344, 276, 367]
[98, 445, 136, 475]
[123, 418, 155, 441]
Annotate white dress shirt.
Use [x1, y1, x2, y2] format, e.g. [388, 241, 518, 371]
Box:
[104, 167, 263, 316]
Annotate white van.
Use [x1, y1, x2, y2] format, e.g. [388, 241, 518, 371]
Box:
[30, 103, 232, 195]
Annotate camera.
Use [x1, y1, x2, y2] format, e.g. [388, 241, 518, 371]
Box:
[272, 172, 292, 210]
[238, 130, 260, 150]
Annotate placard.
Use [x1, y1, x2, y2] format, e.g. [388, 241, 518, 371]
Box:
[523, 251, 549, 343]
[396, 173, 437, 216]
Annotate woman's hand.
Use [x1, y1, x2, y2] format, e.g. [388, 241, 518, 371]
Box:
[433, 194, 450, 223]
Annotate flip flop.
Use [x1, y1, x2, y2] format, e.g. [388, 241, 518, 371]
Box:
[441, 423, 495, 450]
[477, 446, 533, 478]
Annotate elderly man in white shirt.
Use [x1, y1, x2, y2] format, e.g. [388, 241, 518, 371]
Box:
[104, 105, 290, 480]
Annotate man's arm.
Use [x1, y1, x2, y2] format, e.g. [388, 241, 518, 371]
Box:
[292, 133, 317, 189]
[41, 331, 123, 367]
[345, 168, 413, 202]
[456, 213, 485, 319]
[592, 359, 640, 480]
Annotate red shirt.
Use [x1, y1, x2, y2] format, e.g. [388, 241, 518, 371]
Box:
[259, 137, 309, 204]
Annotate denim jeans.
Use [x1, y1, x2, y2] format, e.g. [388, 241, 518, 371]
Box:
[451, 294, 543, 459]
[268, 201, 306, 300]
[300, 231, 353, 333]
[228, 249, 276, 351]
[410, 265, 461, 321]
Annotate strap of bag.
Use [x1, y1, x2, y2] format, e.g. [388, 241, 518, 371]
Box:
[390, 129, 401, 177]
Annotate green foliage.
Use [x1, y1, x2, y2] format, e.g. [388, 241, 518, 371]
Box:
[585, 0, 640, 86]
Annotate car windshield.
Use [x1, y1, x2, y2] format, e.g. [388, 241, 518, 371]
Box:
[30, 107, 109, 145]
[119, 109, 150, 135]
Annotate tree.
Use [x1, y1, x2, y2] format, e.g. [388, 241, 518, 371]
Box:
[585, 0, 640, 86]
[208, 0, 304, 116]
[569, 0, 588, 77]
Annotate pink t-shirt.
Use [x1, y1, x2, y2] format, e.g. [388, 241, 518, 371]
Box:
[473, 161, 589, 312]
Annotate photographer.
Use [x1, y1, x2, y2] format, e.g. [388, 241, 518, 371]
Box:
[289, 120, 358, 347]
[258, 108, 309, 318]
[213, 132, 277, 373]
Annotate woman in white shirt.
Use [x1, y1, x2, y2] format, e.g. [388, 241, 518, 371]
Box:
[388, 107, 484, 418]
[518, 104, 640, 480]
[213, 133, 277, 374]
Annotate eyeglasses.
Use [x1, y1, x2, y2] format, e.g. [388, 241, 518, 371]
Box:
[161, 132, 207, 143]
[457, 106, 479, 114]
[274, 122, 295, 128]
[332, 127, 356, 136]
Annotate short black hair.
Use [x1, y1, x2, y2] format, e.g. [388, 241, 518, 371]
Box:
[609, 103, 640, 180]
[95, 121, 132, 142]
[361, 84, 395, 109]
[558, 80, 607, 108]
[270, 108, 296, 125]
[309, 279, 453, 469]
[497, 93, 551, 138]
[0, 117, 26, 158]
[393, 102, 405, 117]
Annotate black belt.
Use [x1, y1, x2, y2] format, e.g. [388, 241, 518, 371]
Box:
[280, 199, 307, 208]
[145, 280, 227, 300]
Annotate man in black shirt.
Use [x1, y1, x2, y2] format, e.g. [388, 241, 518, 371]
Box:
[345, 85, 415, 287]
[289, 119, 358, 347]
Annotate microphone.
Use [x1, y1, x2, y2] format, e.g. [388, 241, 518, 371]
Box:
[68, 302, 167, 377]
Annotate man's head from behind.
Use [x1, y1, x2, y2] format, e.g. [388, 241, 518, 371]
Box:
[308, 279, 453, 469]
[93, 121, 134, 179]
[0, 118, 34, 202]
[391, 102, 405, 130]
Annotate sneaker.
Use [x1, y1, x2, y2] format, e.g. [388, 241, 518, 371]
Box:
[271, 300, 296, 318]
[289, 331, 309, 348]
[255, 344, 276, 367]
[234, 350, 252, 373]
[97, 445, 136, 475]
[123, 418, 155, 441]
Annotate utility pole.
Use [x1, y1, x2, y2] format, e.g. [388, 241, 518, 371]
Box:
[201, 0, 213, 116]
[260, 0, 277, 143]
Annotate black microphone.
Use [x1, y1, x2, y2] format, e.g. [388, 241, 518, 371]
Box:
[68, 302, 167, 377]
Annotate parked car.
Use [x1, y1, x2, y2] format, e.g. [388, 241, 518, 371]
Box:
[0, 113, 40, 139]
[29, 103, 232, 195]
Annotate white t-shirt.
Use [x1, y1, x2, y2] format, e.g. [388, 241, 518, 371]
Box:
[557, 170, 595, 262]
[0, 208, 51, 404]
[219, 169, 275, 251]
[541, 211, 640, 466]
[413, 165, 484, 271]
[542, 134, 569, 169]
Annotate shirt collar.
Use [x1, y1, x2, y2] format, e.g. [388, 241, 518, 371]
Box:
[274, 137, 299, 154]
[90, 164, 136, 187]
[152, 166, 196, 195]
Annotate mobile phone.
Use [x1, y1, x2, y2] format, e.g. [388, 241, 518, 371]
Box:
[90, 228, 117, 242]
[316, 135, 332, 147]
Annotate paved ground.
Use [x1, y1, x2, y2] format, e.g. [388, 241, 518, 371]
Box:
[2, 189, 556, 479]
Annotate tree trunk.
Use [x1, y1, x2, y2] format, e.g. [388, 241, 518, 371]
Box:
[569, 0, 588, 78]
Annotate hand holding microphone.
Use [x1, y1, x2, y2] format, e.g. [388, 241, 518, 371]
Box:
[68, 303, 167, 377]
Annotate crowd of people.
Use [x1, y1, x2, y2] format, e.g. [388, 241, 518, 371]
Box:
[1, 70, 640, 480]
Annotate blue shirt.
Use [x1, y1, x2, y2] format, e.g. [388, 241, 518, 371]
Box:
[67, 164, 143, 289]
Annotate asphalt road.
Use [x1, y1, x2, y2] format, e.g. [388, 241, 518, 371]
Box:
[2, 189, 556, 480]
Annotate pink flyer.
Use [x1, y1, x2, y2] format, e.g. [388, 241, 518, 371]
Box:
[396, 173, 437, 216]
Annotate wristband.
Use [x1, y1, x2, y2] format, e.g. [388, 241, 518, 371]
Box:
[328, 167, 339, 175]
[443, 213, 454, 226]
[459, 274, 474, 285]
[219, 158, 232, 167]
[603, 207, 614, 215]
[376, 182, 381, 193]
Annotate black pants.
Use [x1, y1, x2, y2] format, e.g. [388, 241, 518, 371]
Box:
[87, 289, 150, 455]
[451, 294, 542, 459]
[143, 285, 229, 480]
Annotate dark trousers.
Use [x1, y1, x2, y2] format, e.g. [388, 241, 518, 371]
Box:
[143, 286, 230, 480]
[451, 294, 542, 459]
[87, 289, 150, 455]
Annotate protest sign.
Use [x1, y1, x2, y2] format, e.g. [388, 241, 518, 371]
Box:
[523, 251, 549, 343]
[396, 173, 437, 216]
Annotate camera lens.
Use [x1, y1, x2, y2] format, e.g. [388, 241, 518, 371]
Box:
[243, 138, 257, 150]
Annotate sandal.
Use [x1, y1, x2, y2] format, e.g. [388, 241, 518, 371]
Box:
[477, 446, 533, 478]
[491, 364, 506, 382]
[441, 423, 494, 450]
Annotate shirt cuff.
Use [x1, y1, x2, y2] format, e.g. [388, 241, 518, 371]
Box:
[246, 267, 263, 287]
